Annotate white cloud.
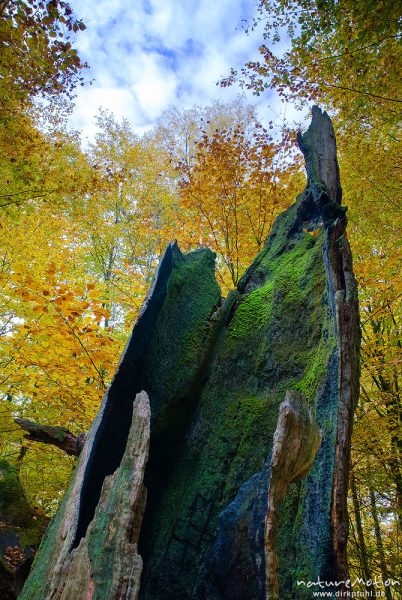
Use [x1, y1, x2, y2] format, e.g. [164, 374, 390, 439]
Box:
[130, 53, 178, 120]
[67, 0, 301, 143]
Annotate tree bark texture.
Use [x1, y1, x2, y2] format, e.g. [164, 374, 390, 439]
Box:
[350, 471, 372, 588]
[297, 106, 361, 588]
[20, 392, 150, 600]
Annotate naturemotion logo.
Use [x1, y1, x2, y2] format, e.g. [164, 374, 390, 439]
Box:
[296, 576, 400, 598]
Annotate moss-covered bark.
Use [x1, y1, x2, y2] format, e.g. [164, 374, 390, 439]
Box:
[139, 107, 359, 599]
[20, 244, 221, 600]
[138, 199, 340, 600]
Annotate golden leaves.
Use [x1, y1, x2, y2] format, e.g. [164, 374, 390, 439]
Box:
[176, 123, 294, 288]
[0, 210, 122, 441]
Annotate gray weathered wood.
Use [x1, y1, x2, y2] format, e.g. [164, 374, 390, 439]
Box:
[265, 391, 321, 599]
[20, 392, 150, 600]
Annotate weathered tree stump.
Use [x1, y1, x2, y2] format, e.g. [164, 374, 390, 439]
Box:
[20, 107, 360, 600]
[20, 392, 150, 600]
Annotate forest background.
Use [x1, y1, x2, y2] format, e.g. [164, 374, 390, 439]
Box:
[0, 0, 400, 595]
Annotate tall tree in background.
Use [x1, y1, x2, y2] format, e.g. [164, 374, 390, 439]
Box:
[0, 0, 86, 108]
[153, 98, 257, 167]
[0, 0, 94, 513]
[176, 123, 300, 288]
[154, 101, 303, 289]
[221, 0, 401, 128]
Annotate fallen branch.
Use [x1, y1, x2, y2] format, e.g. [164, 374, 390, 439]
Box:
[14, 419, 86, 456]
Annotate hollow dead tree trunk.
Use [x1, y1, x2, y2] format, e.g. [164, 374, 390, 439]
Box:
[20, 107, 360, 600]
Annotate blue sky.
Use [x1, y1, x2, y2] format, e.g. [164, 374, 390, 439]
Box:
[68, 0, 300, 142]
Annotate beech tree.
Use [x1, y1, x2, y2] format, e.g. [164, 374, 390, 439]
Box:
[221, 0, 401, 129]
[0, 0, 88, 211]
[176, 123, 301, 288]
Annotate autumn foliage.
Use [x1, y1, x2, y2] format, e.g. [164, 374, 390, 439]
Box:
[176, 124, 300, 288]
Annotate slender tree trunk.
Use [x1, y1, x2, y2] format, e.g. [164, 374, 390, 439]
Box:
[368, 478, 392, 600]
[350, 470, 374, 596]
